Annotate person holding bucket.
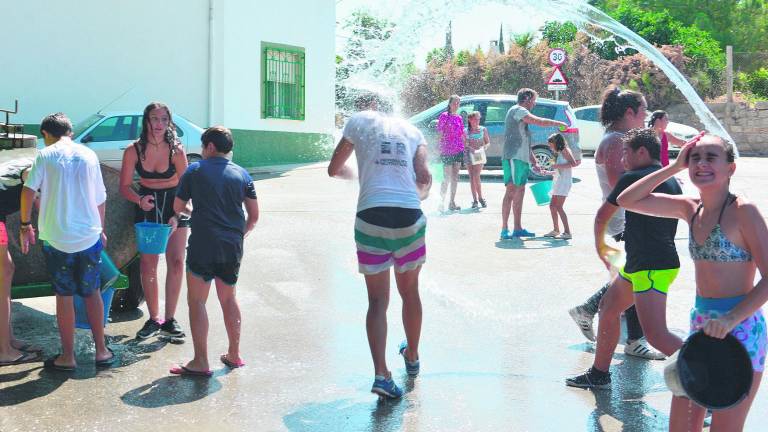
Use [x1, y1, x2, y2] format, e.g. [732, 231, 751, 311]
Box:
[543, 133, 578, 239]
[566, 128, 683, 389]
[170, 126, 258, 377]
[19, 113, 115, 370]
[500, 88, 568, 239]
[120, 102, 189, 342]
[464, 111, 489, 209]
[617, 134, 767, 431]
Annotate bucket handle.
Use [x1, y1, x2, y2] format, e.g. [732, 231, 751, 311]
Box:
[142, 190, 167, 224]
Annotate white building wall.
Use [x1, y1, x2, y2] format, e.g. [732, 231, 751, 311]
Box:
[2, 0, 334, 135]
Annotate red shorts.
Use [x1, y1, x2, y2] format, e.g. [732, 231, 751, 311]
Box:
[0, 221, 7, 247]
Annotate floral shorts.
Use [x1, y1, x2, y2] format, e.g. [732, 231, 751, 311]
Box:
[0, 221, 7, 246]
[690, 296, 767, 372]
[42, 239, 103, 297]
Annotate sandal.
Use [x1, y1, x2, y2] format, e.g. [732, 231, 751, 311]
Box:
[43, 354, 76, 371]
[170, 364, 213, 377]
[95, 347, 117, 368]
[559, 232, 572, 240]
[543, 230, 560, 238]
[0, 350, 42, 367]
[220, 354, 246, 368]
[448, 203, 461, 211]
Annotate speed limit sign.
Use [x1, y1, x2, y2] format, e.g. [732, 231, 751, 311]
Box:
[548, 48, 567, 66]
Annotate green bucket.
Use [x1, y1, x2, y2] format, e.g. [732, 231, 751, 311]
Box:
[430, 162, 444, 183]
[530, 180, 553, 206]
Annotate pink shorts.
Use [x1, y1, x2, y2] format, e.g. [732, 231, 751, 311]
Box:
[0, 221, 7, 247]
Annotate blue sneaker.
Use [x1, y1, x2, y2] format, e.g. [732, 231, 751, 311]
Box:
[371, 375, 403, 398]
[512, 228, 536, 237]
[398, 340, 420, 377]
[500, 229, 514, 240]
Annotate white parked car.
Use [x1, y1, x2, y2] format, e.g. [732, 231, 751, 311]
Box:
[573, 105, 699, 155]
[40, 111, 204, 168]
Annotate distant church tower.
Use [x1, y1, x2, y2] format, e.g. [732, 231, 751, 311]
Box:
[444, 21, 454, 59]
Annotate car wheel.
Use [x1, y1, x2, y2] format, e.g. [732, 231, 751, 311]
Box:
[111, 258, 144, 312]
[530, 146, 554, 180]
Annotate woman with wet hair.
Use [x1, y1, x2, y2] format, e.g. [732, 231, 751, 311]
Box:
[436, 94, 465, 212]
[120, 102, 189, 342]
[648, 110, 686, 167]
[618, 134, 766, 431]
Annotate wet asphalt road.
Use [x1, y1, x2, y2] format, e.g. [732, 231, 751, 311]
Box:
[2, 158, 768, 431]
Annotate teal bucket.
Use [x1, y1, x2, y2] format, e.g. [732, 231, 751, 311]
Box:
[530, 180, 553, 206]
[429, 162, 444, 183]
[99, 251, 120, 291]
[74, 287, 115, 330]
[134, 222, 172, 254]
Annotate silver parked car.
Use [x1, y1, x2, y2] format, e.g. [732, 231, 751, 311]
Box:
[41, 111, 205, 169]
[409, 94, 581, 178]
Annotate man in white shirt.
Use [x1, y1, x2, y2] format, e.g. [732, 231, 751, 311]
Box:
[19, 113, 115, 370]
[328, 92, 431, 399]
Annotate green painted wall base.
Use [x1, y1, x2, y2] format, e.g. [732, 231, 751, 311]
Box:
[230, 129, 333, 167]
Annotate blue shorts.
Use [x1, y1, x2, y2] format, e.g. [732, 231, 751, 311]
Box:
[42, 239, 103, 297]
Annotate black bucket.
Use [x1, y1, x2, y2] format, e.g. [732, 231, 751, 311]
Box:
[664, 331, 753, 410]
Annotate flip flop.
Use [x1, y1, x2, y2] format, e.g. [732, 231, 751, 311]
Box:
[0, 350, 42, 367]
[169, 364, 213, 377]
[43, 354, 76, 371]
[95, 348, 117, 368]
[220, 354, 245, 368]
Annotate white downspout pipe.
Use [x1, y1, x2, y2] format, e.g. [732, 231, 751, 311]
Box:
[207, 0, 215, 126]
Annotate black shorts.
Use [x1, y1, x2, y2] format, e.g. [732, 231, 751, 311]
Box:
[187, 260, 241, 286]
[134, 185, 191, 228]
[440, 152, 464, 165]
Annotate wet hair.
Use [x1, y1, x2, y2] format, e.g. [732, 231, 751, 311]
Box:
[202, 125, 234, 154]
[600, 86, 645, 128]
[548, 133, 566, 152]
[136, 102, 179, 161]
[517, 88, 537, 106]
[623, 127, 660, 161]
[447, 94, 460, 114]
[686, 134, 736, 163]
[40, 112, 72, 138]
[648, 110, 667, 127]
[354, 91, 392, 113]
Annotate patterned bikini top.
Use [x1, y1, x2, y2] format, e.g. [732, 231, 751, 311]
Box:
[688, 194, 752, 262]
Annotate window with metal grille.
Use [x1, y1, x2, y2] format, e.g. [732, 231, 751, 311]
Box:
[262, 44, 305, 120]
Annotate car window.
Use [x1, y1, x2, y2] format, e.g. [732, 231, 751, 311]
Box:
[531, 104, 557, 120]
[575, 107, 599, 122]
[484, 102, 514, 126]
[456, 103, 476, 125]
[136, 117, 184, 138]
[72, 114, 104, 138]
[89, 116, 134, 142]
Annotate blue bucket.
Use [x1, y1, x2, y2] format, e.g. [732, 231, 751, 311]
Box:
[74, 287, 115, 330]
[134, 222, 172, 254]
[100, 251, 120, 291]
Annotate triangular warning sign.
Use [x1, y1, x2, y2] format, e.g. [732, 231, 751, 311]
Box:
[547, 67, 568, 85]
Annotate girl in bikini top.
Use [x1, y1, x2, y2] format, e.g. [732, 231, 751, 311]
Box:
[688, 193, 752, 262]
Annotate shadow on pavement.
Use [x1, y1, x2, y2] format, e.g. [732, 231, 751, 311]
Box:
[283, 380, 417, 432]
[495, 237, 571, 250]
[121, 372, 226, 408]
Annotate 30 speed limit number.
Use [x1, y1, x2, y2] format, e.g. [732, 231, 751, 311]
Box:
[548, 48, 567, 66]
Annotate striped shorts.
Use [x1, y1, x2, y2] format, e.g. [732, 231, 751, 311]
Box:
[354, 207, 426, 275]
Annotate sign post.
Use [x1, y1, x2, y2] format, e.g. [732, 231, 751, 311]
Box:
[547, 48, 568, 100]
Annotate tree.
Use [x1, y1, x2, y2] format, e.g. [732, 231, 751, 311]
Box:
[513, 32, 536, 51]
[498, 24, 505, 54]
[444, 21, 454, 59]
[541, 21, 578, 48]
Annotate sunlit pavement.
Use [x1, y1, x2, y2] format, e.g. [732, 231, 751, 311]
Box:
[2, 158, 768, 431]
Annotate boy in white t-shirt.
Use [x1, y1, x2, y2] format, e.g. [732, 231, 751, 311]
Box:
[328, 92, 432, 399]
[19, 113, 115, 371]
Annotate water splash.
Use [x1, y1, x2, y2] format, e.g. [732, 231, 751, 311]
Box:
[341, 0, 735, 151]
